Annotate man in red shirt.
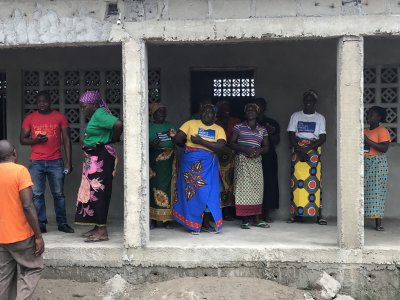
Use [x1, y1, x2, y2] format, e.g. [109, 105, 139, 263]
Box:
[20, 91, 74, 233]
[0, 140, 44, 299]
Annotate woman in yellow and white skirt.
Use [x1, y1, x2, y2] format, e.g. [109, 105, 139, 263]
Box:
[287, 90, 327, 225]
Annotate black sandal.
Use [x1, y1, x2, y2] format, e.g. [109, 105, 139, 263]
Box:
[317, 218, 328, 225]
[241, 223, 251, 229]
[376, 226, 385, 231]
[150, 220, 157, 230]
[286, 217, 296, 223]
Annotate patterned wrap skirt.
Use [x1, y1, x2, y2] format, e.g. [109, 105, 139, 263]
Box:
[173, 148, 223, 232]
[233, 154, 263, 216]
[149, 148, 177, 222]
[364, 154, 388, 219]
[75, 144, 117, 226]
[290, 140, 321, 218]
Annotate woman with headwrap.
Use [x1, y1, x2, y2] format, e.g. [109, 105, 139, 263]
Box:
[215, 100, 240, 220]
[148, 103, 177, 230]
[287, 90, 327, 225]
[364, 106, 390, 231]
[229, 103, 269, 229]
[75, 91, 123, 242]
[171, 104, 226, 234]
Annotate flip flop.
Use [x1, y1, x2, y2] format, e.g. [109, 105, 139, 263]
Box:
[286, 217, 296, 223]
[251, 221, 270, 228]
[84, 236, 109, 243]
[317, 218, 328, 225]
[241, 223, 251, 229]
[163, 222, 173, 229]
[190, 231, 200, 235]
[265, 218, 274, 223]
[376, 226, 385, 231]
[201, 227, 220, 234]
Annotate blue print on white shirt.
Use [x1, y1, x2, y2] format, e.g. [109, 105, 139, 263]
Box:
[297, 121, 316, 133]
[198, 128, 216, 140]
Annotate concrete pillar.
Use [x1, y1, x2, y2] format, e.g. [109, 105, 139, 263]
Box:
[337, 36, 364, 249]
[123, 39, 149, 248]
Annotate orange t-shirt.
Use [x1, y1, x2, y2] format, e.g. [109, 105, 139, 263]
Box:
[0, 162, 34, 244]
[364, 126, 391, 156]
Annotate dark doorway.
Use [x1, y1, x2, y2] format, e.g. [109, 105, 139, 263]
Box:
[190, 70, 255, 119]
[0, 72, 6, 140]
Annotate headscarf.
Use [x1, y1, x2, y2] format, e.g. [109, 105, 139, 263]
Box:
[244, 102, 259, 113]
[303, 89, 319, 101]
[79, 91, 111, 113]
[149, 102, 166, 121]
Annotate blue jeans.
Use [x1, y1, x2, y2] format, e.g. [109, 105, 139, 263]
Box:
[29, 159, 68, 226]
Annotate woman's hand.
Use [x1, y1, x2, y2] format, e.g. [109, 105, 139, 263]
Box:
[296, 147, 309, 162]
[150, 137, 161, 148]
[190, 134, 204, 145]
[169, 129, 176, 138]
[249, 147, 263, 158]
[242, 147, 255, 157]
[364, 134, 372, 145]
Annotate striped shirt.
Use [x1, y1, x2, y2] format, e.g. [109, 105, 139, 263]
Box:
[232, 122, 268, 149]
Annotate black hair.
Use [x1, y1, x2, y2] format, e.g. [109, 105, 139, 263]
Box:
[244, 102, 260, 113]
[201, 103, 216, 114]
[303, 90, 318, 101]
[254, 97, 267, 108]
[369, 106, 387, 123]
[36, 90, 51, 102]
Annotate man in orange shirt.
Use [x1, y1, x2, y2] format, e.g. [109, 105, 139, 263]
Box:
[0, 140, 45, 299]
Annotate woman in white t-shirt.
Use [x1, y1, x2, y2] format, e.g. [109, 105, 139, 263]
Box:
[286, 90, 327, 225]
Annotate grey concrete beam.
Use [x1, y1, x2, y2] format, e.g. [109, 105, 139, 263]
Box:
[337, 36, 364, 249]
[120, 15, 400, 43]
[122, 39, 149, 248]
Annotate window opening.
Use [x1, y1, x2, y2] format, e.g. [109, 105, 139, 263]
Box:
[191, 70, 255, 118]
[107, 3, 119, 16]
[213, 78, 255, 98]
[148, 69, 161, 103]
[364, 66, 398, 142]
[22, 70, 122, 144]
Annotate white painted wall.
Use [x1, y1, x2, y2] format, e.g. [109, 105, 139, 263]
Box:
[148, 39, 338, 220]
[0, 45, 124, 223]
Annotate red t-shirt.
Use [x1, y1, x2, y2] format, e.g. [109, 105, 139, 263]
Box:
[22, 111, 69, 160]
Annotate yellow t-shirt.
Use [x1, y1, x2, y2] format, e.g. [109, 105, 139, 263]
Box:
[180, 120, 226, 151]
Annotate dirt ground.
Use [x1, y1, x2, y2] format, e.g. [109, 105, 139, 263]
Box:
[32, 276, 308, 300]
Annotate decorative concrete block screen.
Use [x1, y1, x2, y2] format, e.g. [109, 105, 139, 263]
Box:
[213, 78, 255, 97]
[148, 69, 161, 103]
[0, 72, 6, 139]
[22, 70, 122, 143]
[364, 66, 399, 142]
